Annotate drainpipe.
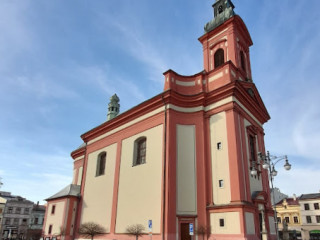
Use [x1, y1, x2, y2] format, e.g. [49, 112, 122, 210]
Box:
[161, 94, 168, 240]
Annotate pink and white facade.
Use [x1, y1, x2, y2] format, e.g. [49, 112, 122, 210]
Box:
[43, 1, 277, 240]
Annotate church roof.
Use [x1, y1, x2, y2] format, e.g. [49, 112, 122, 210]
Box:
[46, 184, 80, 201]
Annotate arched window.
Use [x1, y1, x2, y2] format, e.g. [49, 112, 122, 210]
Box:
[214, 48, 225, 68]
[218, 5, 223, 14]
[96, 152, 106, 176]
[133, 137, 147, 166]
[240, 51, 246, 71]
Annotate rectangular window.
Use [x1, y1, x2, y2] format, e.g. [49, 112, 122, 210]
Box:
[316, 216, 320, 223]
[48, 225, 53, 234]
[306, 216, 312, 223]
[217, 142, 222, 150]
[15, 207, 21, 214]
[51, 205, 56, 214]
[24, 208, 29, 214]
[0, 208, 2, 214]
[294, 216, 299, 223]
[285, 217, 290, 223]
[34, 218, 39, 224]
[218, 180, 224, 188]
[314, 203, 319, 210]
[13, 218, 19, 225]
[249, 135, 256, 162]
[5, 218, 10, 225]
[219, 218, 225, 227]
[277, 217, 281, 223]
[8, 207, 13, 213]
[305, 203, 310, 210]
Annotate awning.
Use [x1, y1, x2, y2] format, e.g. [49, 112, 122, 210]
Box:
[310, 230, 320, 234]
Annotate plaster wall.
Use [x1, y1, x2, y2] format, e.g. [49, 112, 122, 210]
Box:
[268, 216, 276, 234]
[115, 125, 163, 233]
[176, 124, 197, 215]
[81, 143, 117, 232]
[45, 201, 66, 235]
[210, 212, 241, 234]
[77, 167, 83, 185]
[210, 112, 231, 204]
[245, 212, 255, 234]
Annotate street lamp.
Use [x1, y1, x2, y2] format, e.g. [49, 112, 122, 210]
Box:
[251, 151, 292, 240]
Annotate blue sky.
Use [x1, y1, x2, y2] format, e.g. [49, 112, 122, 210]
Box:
[0, 0, 319, 203]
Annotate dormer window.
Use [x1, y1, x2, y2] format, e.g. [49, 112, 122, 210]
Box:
[214, 48, 225, 68]
[218, 5, 223, 14]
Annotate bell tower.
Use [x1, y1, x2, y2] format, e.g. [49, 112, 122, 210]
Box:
[199, 0, 253, 85]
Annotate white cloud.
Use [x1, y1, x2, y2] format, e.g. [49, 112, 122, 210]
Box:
[273, 165, 320, 197]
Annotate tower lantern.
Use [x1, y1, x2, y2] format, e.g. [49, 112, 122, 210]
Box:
[107, 94, 120, 121]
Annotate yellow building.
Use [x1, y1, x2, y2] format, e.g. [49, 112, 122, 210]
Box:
[275, 196, 302, 239]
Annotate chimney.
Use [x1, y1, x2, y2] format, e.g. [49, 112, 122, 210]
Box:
[293, 194, 296, 201]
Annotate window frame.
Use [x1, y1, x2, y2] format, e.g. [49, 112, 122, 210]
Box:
[314, 203, 319, 210]
[51, 205, 56, 215]
[293, 216, 299, 224]
[240, 50, 246, 72]
[306, 216, 312, 224]
[48, 225, 53, 234]
[284, 216, 290, 223]
[304, 203, 310, 210]
[316, 215, 320, 223]
[96, 152, 107, 177]
[214, 48, 225, 68]
[133, 137, 147, 167]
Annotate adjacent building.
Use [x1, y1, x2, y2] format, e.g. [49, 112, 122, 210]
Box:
[0, 192, 45, 240]
[0, 194, 34, 240]
[275, 196, 301, 239]
[0, 197, 6, 235]
[44, 1, 277, 240]
[299, 193, 320, 240]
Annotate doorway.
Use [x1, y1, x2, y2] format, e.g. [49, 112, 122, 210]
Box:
[180, 222, 192, 240]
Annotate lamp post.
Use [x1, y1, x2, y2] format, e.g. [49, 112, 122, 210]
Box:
[251, 151, 292, 240]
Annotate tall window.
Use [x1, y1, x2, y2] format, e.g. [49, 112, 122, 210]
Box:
[314, 203, 319, 210]
[214, 48, 225, 68]
[306, 216, 312, 223]
[133, 137, 147, 166]
[8, 207, 13, 213]
[249, 135, 256, 163]
[294, 216, 299, 223]
[316, 216, 320, 223]
[305, 203, 310, 210]
[96, 152, 106, 176]
[240, 51, 246, 71]
[48, 225, 53, 234]
[285, 217, 290, 223]
[15, 207, 21, 214]
[51, 205, 55, 214]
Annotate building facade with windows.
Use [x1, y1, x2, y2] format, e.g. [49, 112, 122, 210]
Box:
[275, 196, 302, 239]
[299, 193, 320, 240]
[0, 197, 6, 235]
[0, 194, 34, 240]
[43, 1, 276, 240]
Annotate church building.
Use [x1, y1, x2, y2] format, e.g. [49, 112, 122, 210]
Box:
[43, 1, 277, 240]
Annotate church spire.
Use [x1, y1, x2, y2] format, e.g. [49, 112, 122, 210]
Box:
[107, 94, 120, 121]
[204, 0, 235, 33]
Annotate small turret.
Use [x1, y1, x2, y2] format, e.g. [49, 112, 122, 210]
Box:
[204, 0, 235, 33]
[107, 94, 120, 121]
